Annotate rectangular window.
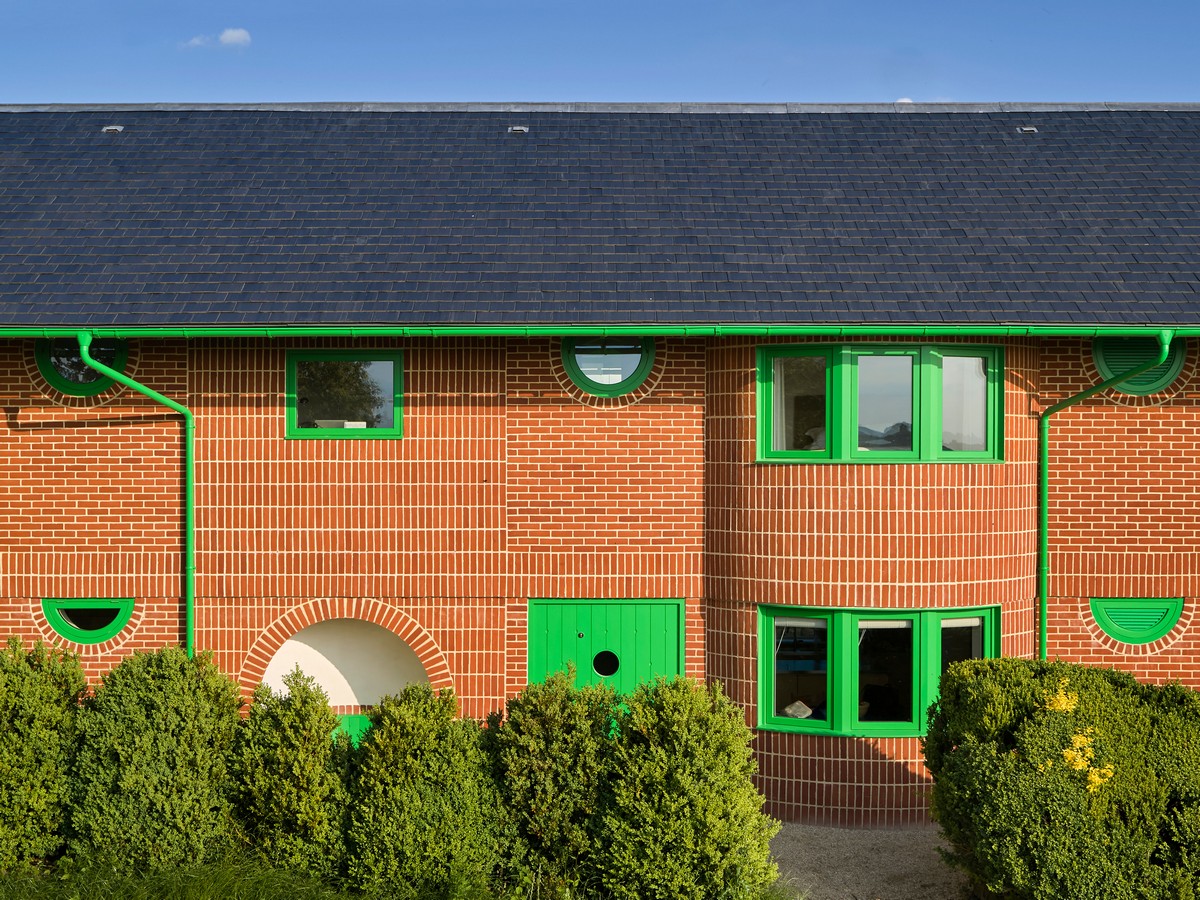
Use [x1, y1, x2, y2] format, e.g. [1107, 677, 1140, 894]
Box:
[757, 345, 1003, 462]
[758, 606, 999, 737]
[286, 350, 404, 439]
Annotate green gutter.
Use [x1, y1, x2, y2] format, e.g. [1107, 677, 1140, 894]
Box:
[1037, 330, 1174, 660]
[0, 324, 1196, 340]
[77, 333, 197, 659]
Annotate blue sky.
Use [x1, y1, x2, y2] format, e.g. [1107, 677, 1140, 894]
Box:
[5, 0, 1199, 104]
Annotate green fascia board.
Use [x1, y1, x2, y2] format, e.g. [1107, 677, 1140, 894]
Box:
[0, 325, 1199, 339]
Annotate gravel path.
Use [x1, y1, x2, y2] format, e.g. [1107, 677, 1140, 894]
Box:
[771, 822, 969, 900]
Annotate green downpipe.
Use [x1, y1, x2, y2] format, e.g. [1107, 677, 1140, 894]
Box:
[77, 333, 196, 658]
[1037, 330, 1174, 660]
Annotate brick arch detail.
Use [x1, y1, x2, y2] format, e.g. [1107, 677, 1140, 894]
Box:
[237, 598, 454, 700]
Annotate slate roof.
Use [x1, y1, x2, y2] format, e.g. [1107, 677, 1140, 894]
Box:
[1, 103, 1199, 328]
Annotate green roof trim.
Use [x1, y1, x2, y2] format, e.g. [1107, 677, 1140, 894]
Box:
[1090, 597, 1184, 644]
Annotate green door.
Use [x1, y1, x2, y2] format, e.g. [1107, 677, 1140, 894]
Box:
[527, 599, 684, 694]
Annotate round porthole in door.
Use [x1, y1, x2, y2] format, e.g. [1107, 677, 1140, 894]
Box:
[592, 650, 620, 677]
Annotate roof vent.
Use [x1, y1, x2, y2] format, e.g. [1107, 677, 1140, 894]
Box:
[507, 125, 529, 135]
[1016, 126, 1038, 135]
[101, 125, 125, 135]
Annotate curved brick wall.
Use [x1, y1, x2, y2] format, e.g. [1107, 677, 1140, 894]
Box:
[704, 337, 1039, 825]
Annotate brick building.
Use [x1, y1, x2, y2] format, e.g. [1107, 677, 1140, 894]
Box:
[1, 103, 1198, 826]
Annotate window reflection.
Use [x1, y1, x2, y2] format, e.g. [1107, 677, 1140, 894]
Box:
[774, 356, 826, 451]
[941, 356, 988, 451]
[857, 620, 914, 723]
[774, 619, 828, 720]
[857, 356, 913, 451]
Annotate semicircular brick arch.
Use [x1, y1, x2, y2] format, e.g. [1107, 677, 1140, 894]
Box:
[238, 598, 454, 701]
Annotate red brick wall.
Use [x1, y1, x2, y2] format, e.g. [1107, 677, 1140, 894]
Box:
[1042, 337, 1200, 686]
[0, 336, 706, 719]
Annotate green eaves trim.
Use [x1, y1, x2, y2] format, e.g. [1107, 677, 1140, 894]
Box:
[42, 598, 135, 644]
[2, 326, 1200, 339]
[1090, 598, 1184, 644]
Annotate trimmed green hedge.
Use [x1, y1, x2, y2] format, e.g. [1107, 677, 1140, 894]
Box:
[231, 668, 349, 879]
[69, 646, 244, 874]
[0, 642, 780, 899]
[0, 638, 86, 869]
[345, 684, 502, 899]
[925, 658, 1200, 900]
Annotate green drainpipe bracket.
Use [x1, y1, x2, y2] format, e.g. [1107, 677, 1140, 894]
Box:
[1037, 329, 1175, 660]
[77, 333, 197, 658]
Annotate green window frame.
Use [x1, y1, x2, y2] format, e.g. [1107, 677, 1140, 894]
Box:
[1090, 597, 1184, 644]
[758, 605, 1000, 738]
[756, 345, 1003, 462]
[41, 598, 135, 644]
[286, 349, 404, 439]
[561, 337, 656, 397]
[35, 337, 129, 396]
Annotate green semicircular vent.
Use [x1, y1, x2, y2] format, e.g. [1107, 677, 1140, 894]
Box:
[1092, 337, 1186, 396]
[1090, 597, 1184, 644]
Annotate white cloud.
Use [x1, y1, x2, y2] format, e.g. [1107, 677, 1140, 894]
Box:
[219, 28, 252, 47]
[183, 28, 251, 50]
[895, 97, 914, 104]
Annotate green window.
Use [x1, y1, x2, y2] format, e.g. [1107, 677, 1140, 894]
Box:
[758, 606, 999, 737]
[286, 350, 403, 439]
[41, 598, 135, 644]
[756, 345, 1003, 462]
[35, 338, 129, 396]
[561, 337, 655, 397]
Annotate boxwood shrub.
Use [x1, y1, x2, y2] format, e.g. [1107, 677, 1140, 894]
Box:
[344, 684, 501, 899]
[68, 646, 243, 874]
[0, 638, 86, 870]
[484, 670, 617, 897]
[925, 658, 1200, 900]
[231, 668, 349, 880]
[593, 677, 780, 900]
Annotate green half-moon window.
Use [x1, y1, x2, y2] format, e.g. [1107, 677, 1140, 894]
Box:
[35, 338, 129, 396]
[1092, 337, 1186, 396]
[1090, 597, 1183, 644]
[562, 337, 656, 397]
[42, 598, 134, 644]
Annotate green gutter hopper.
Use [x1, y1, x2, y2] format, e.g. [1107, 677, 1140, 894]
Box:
[1037, 329, 1174, 660]
[77, 333, 196, 658]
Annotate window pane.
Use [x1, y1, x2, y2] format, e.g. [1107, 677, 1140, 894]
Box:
[47, 337, 121, 384]
[941, 617, 984, 671]
[774, 356, 827, 451]
[857, 356, 913, 451]
[774, 619, 828, 721]
[857, 620, 914, 723]
[296, 359, 393, 429]
[573, 339, 644, 385]
[942, 356, 988, 452]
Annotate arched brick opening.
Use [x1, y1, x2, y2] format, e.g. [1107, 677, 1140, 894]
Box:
[239, 597, 454, 703]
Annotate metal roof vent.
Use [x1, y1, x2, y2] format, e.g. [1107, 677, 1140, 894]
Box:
[1016, 126, 1038, 135]
[101, 125, 125, 135]
[507, 125, 529, 135]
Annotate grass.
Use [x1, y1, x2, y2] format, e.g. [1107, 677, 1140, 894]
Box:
[0, 859, 358, 900]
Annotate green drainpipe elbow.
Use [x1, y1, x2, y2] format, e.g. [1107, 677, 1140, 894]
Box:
[1037, 329, 1175, 661]
[77, 333, 197, 658]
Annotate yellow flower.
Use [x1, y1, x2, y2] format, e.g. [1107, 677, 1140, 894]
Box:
[1087, 766, 1114, 792]
[1062, 748, 1090, 771]
[1043, 678, 1078, 713]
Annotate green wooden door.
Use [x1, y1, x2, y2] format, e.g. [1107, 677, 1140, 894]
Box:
[527, 599, 684, 694]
